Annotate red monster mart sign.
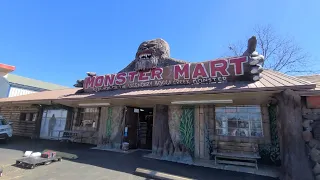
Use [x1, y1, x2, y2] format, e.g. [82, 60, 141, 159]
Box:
[83, 56, 252, 93]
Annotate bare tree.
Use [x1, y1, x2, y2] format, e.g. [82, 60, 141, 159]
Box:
[228, 25, 313, 74]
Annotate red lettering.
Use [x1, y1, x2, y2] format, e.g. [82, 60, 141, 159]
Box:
[128, 71, 138, 81]
[115, 72, 127, 85]
[192, 63, 209, 79]
[229, 57, 247, 75]
[150, 68, 163, 80]
[174, 64, 190, 79]
[104, 74, 115, 86]
[84, 76, 96, 89]
[94, 76, 104, 87]
[138, 71, 149, 81]
[210, 59, 229, 77]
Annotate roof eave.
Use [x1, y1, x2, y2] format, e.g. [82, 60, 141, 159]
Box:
[298, 90, 320, 96]
[0, 100, 53, 106]
[0, 84, 316, 105]
[60, 85, 315, 101]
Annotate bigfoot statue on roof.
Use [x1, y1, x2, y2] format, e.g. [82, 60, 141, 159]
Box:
[74, 36, 264, 88]
[118, 38, 188, 72]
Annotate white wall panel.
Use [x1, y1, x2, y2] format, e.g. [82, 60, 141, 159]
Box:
[0, 76, 10, 98]
[8, 87, 38, 97]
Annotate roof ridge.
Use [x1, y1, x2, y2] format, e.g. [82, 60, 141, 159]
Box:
[7, 74, 69, 90]
[296, 74, 320, 77]
[264, 69, 315, 85]
[8, 74, 68, 86]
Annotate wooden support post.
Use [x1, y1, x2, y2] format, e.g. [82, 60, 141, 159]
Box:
[199, 105, 205, 158]
[194, 106, 200, 158]
[35, 105, 44, 138]
[276, 89, 313, 180]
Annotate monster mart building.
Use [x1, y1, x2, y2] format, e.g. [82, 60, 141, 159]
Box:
[0, 38, 318, 179]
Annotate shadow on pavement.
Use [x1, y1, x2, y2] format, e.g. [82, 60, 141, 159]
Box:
[0, 136, 278, 180]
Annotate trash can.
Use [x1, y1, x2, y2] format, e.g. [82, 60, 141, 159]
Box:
[122, 142, 129, 151]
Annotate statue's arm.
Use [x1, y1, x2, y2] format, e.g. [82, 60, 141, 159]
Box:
[243, 36, 265, 81]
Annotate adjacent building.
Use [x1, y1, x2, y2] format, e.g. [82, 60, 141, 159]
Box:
[0, 63, 68, 98]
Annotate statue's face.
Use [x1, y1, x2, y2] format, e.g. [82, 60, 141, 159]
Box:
[134, 39, 170, 71]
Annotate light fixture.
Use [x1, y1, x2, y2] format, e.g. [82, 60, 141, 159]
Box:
[79, 103, 110, 107]
[171, 99, 233, 105]
[140, 109, 144, 111]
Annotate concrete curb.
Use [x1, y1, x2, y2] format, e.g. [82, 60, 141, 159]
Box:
[134, 168, 195, 180]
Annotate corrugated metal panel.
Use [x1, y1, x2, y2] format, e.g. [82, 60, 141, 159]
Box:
[0, 88, 79, 103]
[0, 69, 317, 103]
[297, 75, 320, 86]
[8, 87, 38, 97]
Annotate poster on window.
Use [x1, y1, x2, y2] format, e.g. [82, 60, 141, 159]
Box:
[40, 109, 68, 140]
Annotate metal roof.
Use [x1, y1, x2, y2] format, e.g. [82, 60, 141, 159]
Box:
[59, 70, 315, 99]
[296, 75, 320, 86]
[0, 69, 316, 104]
[296, 75, 320, 96]
[5, 74, 69, 90]
[0, 88, 80, 103]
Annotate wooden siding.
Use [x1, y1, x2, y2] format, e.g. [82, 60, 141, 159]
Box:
[0, 105, 39, 137]
[194, 105, 215, 159]
[193, 104, 271, 159]
[97, 107, 108, 144]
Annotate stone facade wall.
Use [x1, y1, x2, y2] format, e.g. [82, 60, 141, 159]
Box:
[303, 105, 320, 141]
[301, 97, 320, 179]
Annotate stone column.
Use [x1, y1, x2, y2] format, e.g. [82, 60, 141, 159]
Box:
[276, 89, 313, 180]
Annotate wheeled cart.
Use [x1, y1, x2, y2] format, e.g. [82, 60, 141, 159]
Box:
[15, 156, 62, 169]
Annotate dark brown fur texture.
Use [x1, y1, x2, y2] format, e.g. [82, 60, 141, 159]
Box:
[119, 38, 187, 72]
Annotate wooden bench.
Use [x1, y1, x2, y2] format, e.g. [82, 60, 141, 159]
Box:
[211, 141, 261, 169]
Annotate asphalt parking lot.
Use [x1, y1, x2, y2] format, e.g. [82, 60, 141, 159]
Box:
[0, 137, 277, 180]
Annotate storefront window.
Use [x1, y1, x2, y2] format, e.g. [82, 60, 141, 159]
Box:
[215, 105, 263, 137]
[76, 108, 100, 128]
[19, 112, 37, 121]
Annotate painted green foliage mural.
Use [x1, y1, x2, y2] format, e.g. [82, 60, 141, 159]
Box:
[100, 106, 126, 149]
[179, 106, 195, 156]
[167, 105, 195, 163]
[268, 104, 281, 164]
[259, 104, 281, 165]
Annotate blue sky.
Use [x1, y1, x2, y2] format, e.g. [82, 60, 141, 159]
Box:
[0, 0, 319, 87]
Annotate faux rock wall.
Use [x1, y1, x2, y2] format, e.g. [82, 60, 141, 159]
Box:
[302, 99, 320, 180]
[97, 106, 126, 149]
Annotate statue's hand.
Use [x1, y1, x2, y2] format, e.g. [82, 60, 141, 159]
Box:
[243, 36, 265, 81]
[73, 72, 96, 88]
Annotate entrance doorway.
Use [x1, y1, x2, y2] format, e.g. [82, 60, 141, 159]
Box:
[125, 107, 153, 150]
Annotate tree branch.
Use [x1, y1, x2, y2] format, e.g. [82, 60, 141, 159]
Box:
[228, 25, 311, 74]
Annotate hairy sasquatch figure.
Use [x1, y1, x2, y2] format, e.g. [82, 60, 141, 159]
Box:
[74, 37, 264, 88]
[74, 39, 187, 88]
[119, 38, 187, 72]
